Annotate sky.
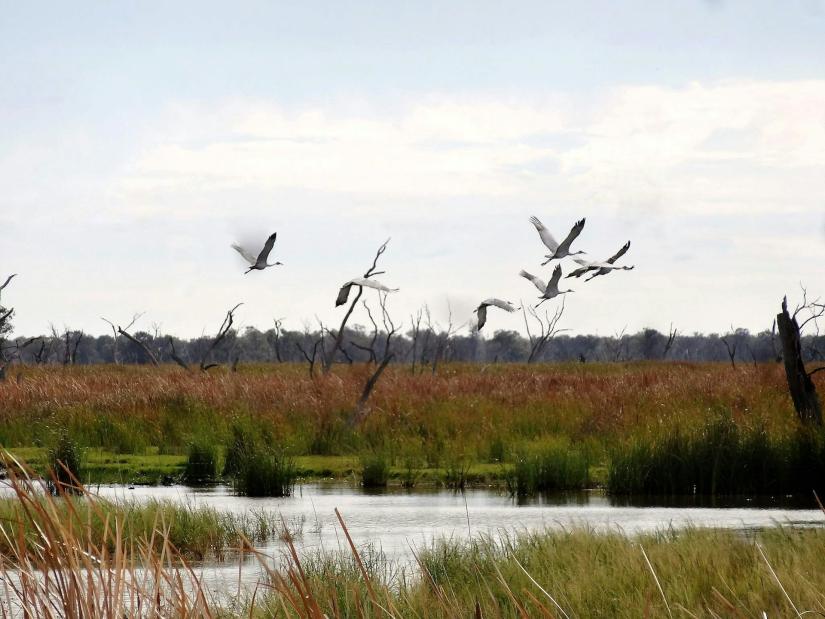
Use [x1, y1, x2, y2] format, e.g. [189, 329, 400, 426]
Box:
[1, 1, 824, 339]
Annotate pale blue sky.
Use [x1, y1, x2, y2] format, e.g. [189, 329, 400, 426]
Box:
[2, 1, 824, 337]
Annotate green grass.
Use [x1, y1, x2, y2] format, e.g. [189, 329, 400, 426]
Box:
[2, 363, 823, 496]
[252, 526, 825, 618]
[360, 452, 390, 487]
[608, 415, 825, 495]
[0, 493, 290, 561]
[507, 440, 590, 496]
[183, 438, 220, 485]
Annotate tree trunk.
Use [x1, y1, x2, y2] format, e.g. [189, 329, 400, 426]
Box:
[777, 297, 822, 426]
[350, 353, 394, 426]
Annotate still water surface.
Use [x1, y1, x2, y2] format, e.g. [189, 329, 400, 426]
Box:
[92, 483, 823, 590]
[5, 482, 823, 596]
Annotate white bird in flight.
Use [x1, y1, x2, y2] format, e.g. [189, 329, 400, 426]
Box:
[232, 232, 283, 274]
[336, 277, 399, 307]
[567, 241, 634, 282]
[474, 298, 519, 331]
[520, 264, 574, 306]
[529, 216, 587, 265]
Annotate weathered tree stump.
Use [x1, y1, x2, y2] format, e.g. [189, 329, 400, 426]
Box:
[777, 297, 822, 426]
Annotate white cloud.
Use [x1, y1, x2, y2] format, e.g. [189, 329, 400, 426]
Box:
[113, 80, 825, 220]
[3, 79, 825, 337]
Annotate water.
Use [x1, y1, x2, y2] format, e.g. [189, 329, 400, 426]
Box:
[88, 484, 824, 588]
[4, 482, 824, 598]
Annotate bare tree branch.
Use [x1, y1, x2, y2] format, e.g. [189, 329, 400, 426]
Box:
[199, 303, 243, 372]
[778, 294, 822, 425]
[167, 338, 190, 371]
[324, 238, 390, 373]
[523, 297, 566, 363]
[295, 338, 322, 379]
[662, 323, 678, 359]
[271, 318, 284, 362]
[351, 292, 399, 425]
[721, 325, 738, 369]
[117, 326, 159, 366]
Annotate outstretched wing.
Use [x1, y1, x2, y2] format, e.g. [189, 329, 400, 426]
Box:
[529, 216, 559, 252]
[483, 298, 517, 312]
[566, 265, 593, 279]
[231, 244, 258, 265]
[476, 305, 488, 331]
[350, 277, 399, 293]
[0, 273, 17, 293]
[556, 218, 586, 254]
[519, 269, 546, 293]
[548, 264, 563, 288]
[336, 282, 354, 307]
[606, 241, 631, 265]
[256, 232, 278, 265]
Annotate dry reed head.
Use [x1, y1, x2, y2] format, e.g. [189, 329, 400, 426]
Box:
[0, 453, 214, 618]
[0, 363, 801, 452]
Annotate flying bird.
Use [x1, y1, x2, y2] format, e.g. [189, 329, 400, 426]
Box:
[567, 241, 634, 282]
[520, 264, 574, 306]
[474, 298, 519, 331]
[336, 277, 399, 307]
[232, 232, 283, 274]
[529, 216, 586, 264]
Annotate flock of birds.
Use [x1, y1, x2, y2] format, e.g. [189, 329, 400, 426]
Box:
[231, 216, 634, 332]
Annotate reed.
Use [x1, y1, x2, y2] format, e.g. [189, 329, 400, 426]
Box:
[1, 453, 824, 618]
[360, 452, 390, 487]
[608, 415, 825, 495]
[507, 440, 590, 496]
[183, 437, 220, 485]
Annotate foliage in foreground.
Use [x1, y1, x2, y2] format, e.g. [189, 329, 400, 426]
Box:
[2, 455, 825, 618]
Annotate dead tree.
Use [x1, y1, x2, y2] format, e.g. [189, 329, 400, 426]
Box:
[720, 327, 738, 369]
[323, 239, 390, 373]
[350, 292, 399, 426]
[408, 307, 424, 373]
[777, 293, 824, 426]
[33, 339, 50, 365]
[57, 328, 83, 366]
[0, 274, 17, 379]
[199, 303, 242, 371]
[662, 323, 678, 358]
[523, 298, 566, 363]
[611, 326, 627, 362]
[350, 300, 379, 363]
[270, 319, 284, 362]
[425, 302, 459, 375]
[168, 338, 190, 371]
[296, 333, 323, 378]
[770, 318, 782, 363]
[101, 313, 143, 365]
[117, 327, 159, 366]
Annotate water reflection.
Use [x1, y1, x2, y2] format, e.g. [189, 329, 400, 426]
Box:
[3, 482, 821, 597]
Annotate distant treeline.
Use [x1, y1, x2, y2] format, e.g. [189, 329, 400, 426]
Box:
[5, 325, 825, 366]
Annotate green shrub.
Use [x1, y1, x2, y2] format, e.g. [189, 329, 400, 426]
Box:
[445, 456, 470, 490]
[360, 453, 390, 488]
[47, 432, 83, 494]
[183, 439, 219, 485]
[222, 422, 256, 478]
[507, 441, 589, 496]
[607, 416, 825, 496]
[234, 448, 296, 497]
